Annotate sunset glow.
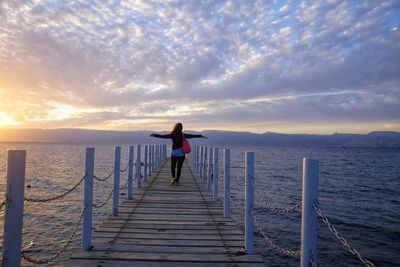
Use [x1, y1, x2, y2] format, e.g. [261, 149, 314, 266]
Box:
[0, 112, 20, 127]
[1, 1, 399, 134]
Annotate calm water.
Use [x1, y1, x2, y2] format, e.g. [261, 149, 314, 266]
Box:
[0, 143, 399, 266]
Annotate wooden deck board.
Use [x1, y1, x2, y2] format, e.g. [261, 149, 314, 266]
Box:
[70, 251, 264, 262]
[90, 238, 245, 247]
[67, 159, 266, 266]
[64, 260, 266, 267]
[94, 227, 243, 235]
[88, 244, 244, 255]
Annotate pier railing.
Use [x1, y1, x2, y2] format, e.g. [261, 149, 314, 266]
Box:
[1, 144, 167, 266]
[191, 146, 375, 267]
[1, 144, 375, 266]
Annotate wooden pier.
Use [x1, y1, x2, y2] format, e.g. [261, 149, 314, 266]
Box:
[66, 159, 265, 266]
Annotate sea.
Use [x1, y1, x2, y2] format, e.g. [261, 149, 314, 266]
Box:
[0, 143, 399, 267]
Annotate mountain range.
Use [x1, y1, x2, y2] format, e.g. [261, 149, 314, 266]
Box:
[1, 129, 400, 148]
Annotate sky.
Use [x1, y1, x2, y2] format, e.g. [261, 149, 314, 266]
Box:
[0, 0, 400, 134]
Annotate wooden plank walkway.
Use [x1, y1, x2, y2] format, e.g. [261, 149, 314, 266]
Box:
[66, 159, 266, 267]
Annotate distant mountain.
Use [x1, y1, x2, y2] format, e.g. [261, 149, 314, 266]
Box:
[202, 131, 400, 147]
[0, 128, 399, 148]
[0, 129, 155, 144]
[341, 131, 400, 148]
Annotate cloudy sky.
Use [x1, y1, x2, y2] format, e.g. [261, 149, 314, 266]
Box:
[1, 1, 399, 134]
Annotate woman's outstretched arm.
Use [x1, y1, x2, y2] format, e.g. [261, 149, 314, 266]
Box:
[150, 133, 172, 139]
[184, 133, 207, 139]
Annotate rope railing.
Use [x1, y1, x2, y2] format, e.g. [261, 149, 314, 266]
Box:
[227, 176, 302, 258]
[229, 197, 248, 236]
[231, 176, 246, 185]
[231, 165, 245, 169]
[249, 172, 301, 257]
[255, 189, 302, 214]
[120, 162, 129, 173]
[94, 168, 114, 182]
[24, 174, 87, 203]
[92, 189, 114, 209]
[228, 193, 244, 223]
[313, 204, 375, 267]
[21, 207, 85, 265]
[229, 194, 240, 211]
[0, 198, 7, 211]
[119, 175, 130, 190]
[93, 161, 130, 182]
[253, 210, 301, 257]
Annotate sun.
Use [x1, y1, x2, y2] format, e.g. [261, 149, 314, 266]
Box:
[0, 112, 20, 127]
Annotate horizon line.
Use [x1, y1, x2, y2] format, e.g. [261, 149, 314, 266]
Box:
[1, 127, 399, 136]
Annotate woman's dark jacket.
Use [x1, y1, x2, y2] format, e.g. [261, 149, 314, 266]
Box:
[152, 133, 203, 149]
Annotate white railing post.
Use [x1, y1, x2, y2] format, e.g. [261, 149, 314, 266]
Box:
[152, 145, 155, 170]
[192, 146, 195, 170]
[301, 158, 319, 267]
[154, 145, 157, 170]
[191, 146, 194, 170]
[158, 144, 163, 163]
[112, 146, 121, 217]
[245, 151, 254, 254]
[2, 150, 26, 267]
[159, 144, 162, 165]
[207, 147, 213, 191]
[156, 145, 160, 170]
[202, 147, 208, 182]
[196, 146, 200, 174]
[195, 145, 199, 171]
[156, 144, 158, 169]
[224, 148, 231, 218]
[144, 145, 148, 182]
[136, 145, 142, 188]
[213, 147, 219, 201]
[151, 145, 155, 173]
[158, 144, 161, 167]
[128, 145, 134, 200]
[199, 146, 204, 179]
[82, 147, 94, 251]
[148, 145, 152, 176]
[158, 144, 161, 168]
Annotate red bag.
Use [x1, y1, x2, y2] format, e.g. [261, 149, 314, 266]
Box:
[182, 134, 191, 153]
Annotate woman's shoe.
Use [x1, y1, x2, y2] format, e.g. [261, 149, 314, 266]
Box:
[170, 178, 177, 186]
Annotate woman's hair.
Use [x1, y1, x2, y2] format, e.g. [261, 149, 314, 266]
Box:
[171, 122, 183, 137]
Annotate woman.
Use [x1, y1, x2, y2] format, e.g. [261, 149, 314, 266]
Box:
[150, 123, 206, 185]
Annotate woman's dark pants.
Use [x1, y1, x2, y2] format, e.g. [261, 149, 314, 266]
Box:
[171, 155, 185, 181]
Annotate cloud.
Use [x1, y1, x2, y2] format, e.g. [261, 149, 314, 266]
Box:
[0, 0, 399, 133]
